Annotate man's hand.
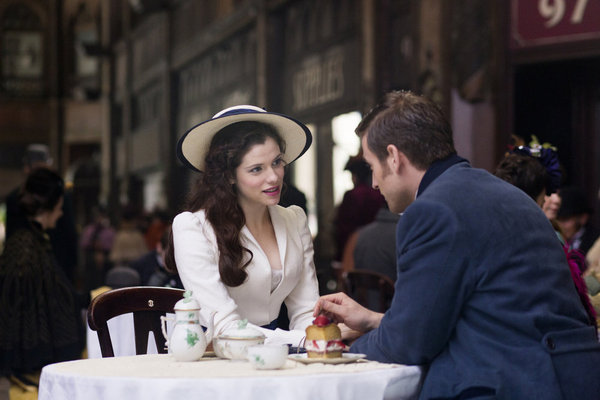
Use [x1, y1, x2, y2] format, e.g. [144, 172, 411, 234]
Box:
[313, 292, 383, 333]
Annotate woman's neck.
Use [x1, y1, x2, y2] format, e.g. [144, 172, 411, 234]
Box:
[240, 203, 281, 271]
[33, 213, 50, 230]
[240, 202, 271, 233]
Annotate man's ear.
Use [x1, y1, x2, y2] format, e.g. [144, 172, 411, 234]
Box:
[386, 144, 404, 174]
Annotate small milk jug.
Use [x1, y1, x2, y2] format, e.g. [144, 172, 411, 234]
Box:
[161, 290, 214, 361]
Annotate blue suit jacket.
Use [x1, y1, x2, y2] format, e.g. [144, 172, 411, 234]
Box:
[351, 160, 600, 399]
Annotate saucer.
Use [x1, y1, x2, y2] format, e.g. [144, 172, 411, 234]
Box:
[288, 353, 366, 364]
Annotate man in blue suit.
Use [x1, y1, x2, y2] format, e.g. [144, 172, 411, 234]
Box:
[314, 91, 600, 399]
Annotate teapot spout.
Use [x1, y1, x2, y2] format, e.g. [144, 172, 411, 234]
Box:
[204, 311, 216, 343]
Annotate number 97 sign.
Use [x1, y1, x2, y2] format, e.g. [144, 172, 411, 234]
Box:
[511, 0, 600, 48]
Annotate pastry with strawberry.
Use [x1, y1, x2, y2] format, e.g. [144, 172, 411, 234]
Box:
[305, 315, 345, 358]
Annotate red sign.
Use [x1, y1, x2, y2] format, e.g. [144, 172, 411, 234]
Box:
[511, 0, 600, 48]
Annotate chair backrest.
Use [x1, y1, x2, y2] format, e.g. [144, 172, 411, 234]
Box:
[87, 286, 185, 357]
[341, 270, 395, 313]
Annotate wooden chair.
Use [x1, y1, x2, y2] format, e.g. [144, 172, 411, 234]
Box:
[341, 270, 395, 313]
[87, 286, 185, 357]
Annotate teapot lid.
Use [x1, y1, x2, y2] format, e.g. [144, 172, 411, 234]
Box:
[219, 319, 265, 340]
[173, 290, 200, 311]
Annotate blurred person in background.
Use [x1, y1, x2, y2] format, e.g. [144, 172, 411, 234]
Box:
[80, 205, 115, 292]
[5, 144, 78, 285]
[0, 168, 89, 389]
[543, 192, 562, 221]
[585, 236, 600, 300]
[104, 204, 148, 289]
[132, 225, 183, 288]
[556, 186, 599, 255]
[333, 154, 385, 262]
[109, 204, 148, 268]
[341, 203, 399, 283]
[144, 208, 171, 251]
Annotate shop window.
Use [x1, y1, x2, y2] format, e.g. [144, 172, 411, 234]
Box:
[0, 3, 44, 96]
[71, 2, 100, 100]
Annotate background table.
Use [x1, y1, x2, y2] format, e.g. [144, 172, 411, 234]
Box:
[39, 354, 422, 400]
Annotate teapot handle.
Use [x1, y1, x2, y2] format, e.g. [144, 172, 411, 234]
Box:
[160, 315, 174, 348]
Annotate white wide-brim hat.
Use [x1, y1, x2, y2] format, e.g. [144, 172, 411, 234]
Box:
[177, 105, 312, 172]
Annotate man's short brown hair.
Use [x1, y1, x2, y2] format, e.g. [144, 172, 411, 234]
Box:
[358, 91, 455, 170]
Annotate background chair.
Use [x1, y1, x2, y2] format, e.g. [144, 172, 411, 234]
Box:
[87, 286, 185, 357]
[104, 265, 141, 288]
[340, 270, 395, 313]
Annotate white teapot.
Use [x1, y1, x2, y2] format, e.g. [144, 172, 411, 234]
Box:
[161, 290, 214, 361]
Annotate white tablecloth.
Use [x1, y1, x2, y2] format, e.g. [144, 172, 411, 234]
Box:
[39, 354, 422, 400]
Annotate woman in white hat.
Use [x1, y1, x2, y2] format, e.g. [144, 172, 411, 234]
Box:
[165, 105, 318, 344]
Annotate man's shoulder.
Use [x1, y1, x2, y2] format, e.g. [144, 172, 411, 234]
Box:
[425, 163, 517, 202]
[411, 164, 538, 232]
[435, 162, 493, 184]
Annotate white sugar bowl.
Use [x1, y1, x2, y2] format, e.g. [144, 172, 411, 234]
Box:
[247, 344, 289, 370]
[212, 319, 266, 360]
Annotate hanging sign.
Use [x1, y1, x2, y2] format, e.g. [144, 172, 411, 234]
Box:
[511, 0, 600, 48]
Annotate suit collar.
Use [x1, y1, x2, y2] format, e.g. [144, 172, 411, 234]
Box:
[417, 154, 468, 197]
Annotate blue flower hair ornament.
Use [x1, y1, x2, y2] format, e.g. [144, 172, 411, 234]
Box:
[510, 135, 561, 194]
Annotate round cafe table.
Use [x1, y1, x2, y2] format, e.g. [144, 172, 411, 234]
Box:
[39, 354, 422, 400]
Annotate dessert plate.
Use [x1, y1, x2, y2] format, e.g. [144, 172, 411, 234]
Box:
[288, 353, 366, 364]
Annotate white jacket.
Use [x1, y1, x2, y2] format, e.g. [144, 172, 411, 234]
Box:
[172, 205, 319, 344]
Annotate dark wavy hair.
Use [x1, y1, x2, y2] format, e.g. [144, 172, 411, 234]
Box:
[18, 167, 64, 218]
[494, 153, 548, 201]
[165, 121, 285, 287]
[359, 91, 455, 170]
[511, 144, 561, 195]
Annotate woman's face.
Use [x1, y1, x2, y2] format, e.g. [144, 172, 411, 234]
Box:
[39, 196, 64, 230]
[535, 190, 546, 209]
[234, 137, 285, 210]
[543, 193, 561, 220]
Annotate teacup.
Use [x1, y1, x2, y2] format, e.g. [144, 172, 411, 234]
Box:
[246, 344, 289, 370]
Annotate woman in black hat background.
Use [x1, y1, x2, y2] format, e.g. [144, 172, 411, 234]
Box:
[165, 105, 318, 344]
[0, 168, 89, 384]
